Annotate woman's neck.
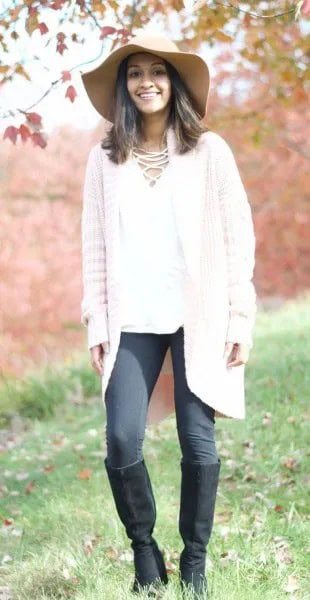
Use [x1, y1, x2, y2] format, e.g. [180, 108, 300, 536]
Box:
[138, 115, 169, 151]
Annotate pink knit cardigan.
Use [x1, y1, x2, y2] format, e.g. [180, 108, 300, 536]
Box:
[81, 127, 257, 424]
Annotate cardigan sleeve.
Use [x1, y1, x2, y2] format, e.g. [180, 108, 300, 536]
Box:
[81, 145, 110, 351]
[213, 133, 257, 349]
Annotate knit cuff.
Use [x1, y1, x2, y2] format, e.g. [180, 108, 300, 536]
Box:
[226, 314, 254, 349]
[86, 312, 109, 351]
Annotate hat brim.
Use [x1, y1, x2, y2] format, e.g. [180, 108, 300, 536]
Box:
[80, 42, 210, 122]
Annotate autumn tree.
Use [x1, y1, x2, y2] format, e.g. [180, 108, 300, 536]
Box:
[1, 1, 309, 148]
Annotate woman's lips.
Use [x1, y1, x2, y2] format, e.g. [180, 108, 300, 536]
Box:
[138, 92, 160, 100]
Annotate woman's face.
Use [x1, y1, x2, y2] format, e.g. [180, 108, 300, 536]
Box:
[126, 52, 171, 118]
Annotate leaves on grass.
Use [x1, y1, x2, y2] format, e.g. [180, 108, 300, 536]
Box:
[42, 464, 55, 473]
[77, 468, 92, 480]
[105, 546, 119, 560]
[283, 574, 299, 593]
[162, 549, 179, 574]
[219, 549, 239, 564]
[24, 480, 36, 494]
[262, 411, 272, 425]
[52, 434, 69, 447]
[287, 416, 297, 424]
[214, 511, 233, 524]
[282, 457, 299, 470]
[82, 533, 101, 556]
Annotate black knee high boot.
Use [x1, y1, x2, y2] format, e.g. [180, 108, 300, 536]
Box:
[104, 458, 168, 594]
[179, 458, 221, 598]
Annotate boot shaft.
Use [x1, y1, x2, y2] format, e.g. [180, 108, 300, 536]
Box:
[104, 458, 156, 544]
[179, 459, 221, 549]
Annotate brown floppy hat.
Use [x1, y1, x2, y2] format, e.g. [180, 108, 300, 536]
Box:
[80, 33, 210, 123]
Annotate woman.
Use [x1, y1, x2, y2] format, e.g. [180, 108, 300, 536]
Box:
[80, 33, 257, 598]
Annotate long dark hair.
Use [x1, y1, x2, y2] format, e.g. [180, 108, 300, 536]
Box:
[101, 55, 209, 163]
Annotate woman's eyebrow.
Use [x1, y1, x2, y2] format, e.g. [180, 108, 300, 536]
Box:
[127, 62, 165, 69]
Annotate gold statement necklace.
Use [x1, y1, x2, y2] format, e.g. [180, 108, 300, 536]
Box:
[132, 144, 169, 187]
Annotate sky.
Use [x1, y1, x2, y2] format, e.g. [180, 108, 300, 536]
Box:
[0, 4, 223, 135]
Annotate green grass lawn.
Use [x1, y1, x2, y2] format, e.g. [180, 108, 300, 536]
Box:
[0, 296, 309, 599]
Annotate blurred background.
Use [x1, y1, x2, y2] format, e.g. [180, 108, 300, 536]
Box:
[0, 1, 309, 379]
[0, 4, 309, 599]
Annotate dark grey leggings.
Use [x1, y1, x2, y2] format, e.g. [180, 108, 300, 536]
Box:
[104, 326, 218, 468]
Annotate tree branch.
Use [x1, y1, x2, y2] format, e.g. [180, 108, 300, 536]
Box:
[195, 1, 296, 19]
[0, 41, 109, 121]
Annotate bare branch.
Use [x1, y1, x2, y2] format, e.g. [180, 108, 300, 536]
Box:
[0, 40, 108, 121]
[195, 1, 296, 19]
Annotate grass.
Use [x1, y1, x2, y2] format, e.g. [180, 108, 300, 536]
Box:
[0, 295, 309, 599]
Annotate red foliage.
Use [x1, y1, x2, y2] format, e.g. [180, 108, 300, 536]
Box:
[0, 124, 108, 376]
[61, 70, 71, 82]
[31, 132, 47, 148]
[100, 26, 117, 39]
[26, 112, 42, 126]
[0, 91, 308, 377]
[19, 124, 31, 142]
[38, 22, 49, 35]
[65, 85, 77, 103]
[3, 126, 19, 144]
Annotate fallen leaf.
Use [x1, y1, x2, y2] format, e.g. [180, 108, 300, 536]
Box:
[24, 481, 36, 494]
[215, 511, 233, 523]
[283, 575, 299, 593]
[219, 549, 238, 564]
[242, 440, 255, 448]
[282, 457, 299, 470]
[262, 412, 272, 425]
[287, 416, 296, 423]
[42, 464, 55, 473]
[77, 468, 92, 480]
[3, 518, 14, 526]
[275, 547, 294, 565]
[165, 560, 178, 574]
[105, 546, 119, 560]
[82, 534, 101, 556]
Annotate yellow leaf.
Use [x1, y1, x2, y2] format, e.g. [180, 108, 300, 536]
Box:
[213, 30, 233, 42]
[25, 14, 39, 36]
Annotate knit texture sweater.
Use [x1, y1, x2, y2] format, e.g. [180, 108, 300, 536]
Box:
[80, 127, 257, 422]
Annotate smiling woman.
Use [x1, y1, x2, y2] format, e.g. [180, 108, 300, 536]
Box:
[126, 54, 171, 115]
[100, 47, 208, 164]
[80, 32, 257, 598]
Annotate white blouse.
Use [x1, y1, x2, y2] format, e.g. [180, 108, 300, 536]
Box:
[118, 157, 187, 334]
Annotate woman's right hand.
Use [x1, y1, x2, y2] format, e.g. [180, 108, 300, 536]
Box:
[90, 342, 110, 376]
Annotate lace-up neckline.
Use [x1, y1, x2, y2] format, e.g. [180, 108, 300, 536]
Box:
[132, 145, 169, 187]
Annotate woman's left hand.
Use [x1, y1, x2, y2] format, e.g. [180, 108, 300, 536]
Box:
[224, 342, 250, 367]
